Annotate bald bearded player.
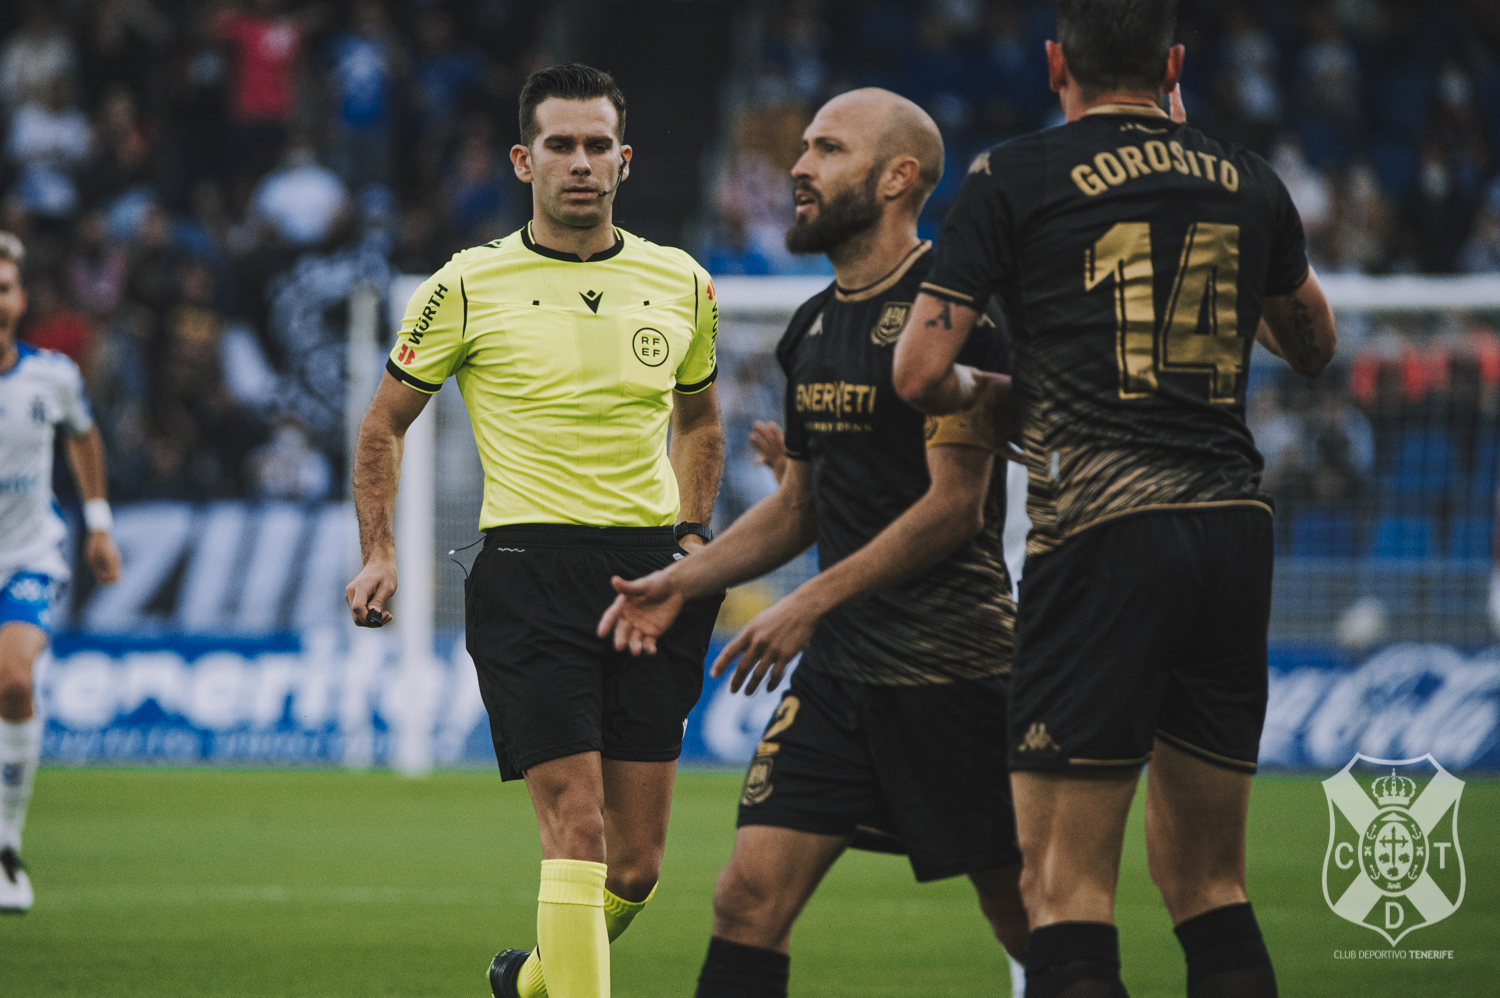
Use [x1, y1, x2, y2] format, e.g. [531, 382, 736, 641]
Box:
[598, 89, 1029, 998]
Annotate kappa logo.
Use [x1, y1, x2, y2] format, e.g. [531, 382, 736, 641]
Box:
[871, 301, 912, 346]
[580, 289, 603, 313]
[1322, 754, 1466, 946]
[1019, 722, 1059, 753]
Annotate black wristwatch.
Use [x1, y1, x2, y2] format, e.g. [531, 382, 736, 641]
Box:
[674, 521, 713, 545]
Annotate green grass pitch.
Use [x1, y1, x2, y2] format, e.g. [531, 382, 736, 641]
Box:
[1, 769, 1494, 997]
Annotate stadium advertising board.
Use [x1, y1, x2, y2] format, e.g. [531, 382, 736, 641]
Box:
[32, 501, 1500, 771]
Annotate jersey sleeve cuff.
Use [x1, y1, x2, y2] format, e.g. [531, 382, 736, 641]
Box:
[918, 282, 978, 307]
[386, 357, 442, 394]
[1265, 261, 1312, 298]
[674, 366, 718, 395]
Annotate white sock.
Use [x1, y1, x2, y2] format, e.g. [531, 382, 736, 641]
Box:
[1, 717, 41, 852]
[1010, 954, 1026, 998]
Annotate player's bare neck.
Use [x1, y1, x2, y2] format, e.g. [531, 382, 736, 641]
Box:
[829, 218, 923, 294]
[529, 212, 618, 261]
[1064, 87, 1162, 123]
[0, 335, 15, 376]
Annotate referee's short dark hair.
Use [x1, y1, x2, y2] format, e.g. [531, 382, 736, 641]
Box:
[519, 63, 627, 147]
[1057, 0, 1178, 99]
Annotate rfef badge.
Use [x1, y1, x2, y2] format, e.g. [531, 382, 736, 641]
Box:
[1322, 754, 1465, 945]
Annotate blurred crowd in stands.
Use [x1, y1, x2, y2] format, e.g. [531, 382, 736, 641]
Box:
[1249, 327, 1498, 560]
[706, 0, 1500, 276]
[704, 0, 1500, 568]
[1, 0, 539, 502]
[4, 0, 1498, 560]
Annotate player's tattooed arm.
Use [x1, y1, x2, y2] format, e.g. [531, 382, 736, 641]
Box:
[893, 292, 982, 414]
[346, 373, 432, 627]
[1260, 268, 1337, 378]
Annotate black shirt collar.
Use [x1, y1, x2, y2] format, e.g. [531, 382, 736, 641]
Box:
[834, 241, 931, 303]
[522, 222, 626, 262]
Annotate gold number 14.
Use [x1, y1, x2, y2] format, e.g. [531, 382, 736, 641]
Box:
[1085, 222, 1243, 402]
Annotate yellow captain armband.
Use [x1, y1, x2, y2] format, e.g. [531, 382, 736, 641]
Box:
[924, 410, 996, 450]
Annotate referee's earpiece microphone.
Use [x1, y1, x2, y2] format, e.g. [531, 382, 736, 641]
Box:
[595, 163, 629, 198]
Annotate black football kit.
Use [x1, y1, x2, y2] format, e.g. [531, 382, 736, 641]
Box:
[737, 243, 1021, 881]
[925, 103, 1310, 773]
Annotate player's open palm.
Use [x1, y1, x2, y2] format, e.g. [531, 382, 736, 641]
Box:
[712, 593, 818, 695]
[600, 570, 685, 656]
[748, 420, 789, 485]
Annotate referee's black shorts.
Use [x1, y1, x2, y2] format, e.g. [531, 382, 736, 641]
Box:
[464, 524, 724, 781]
[737, 657, 1020, 882]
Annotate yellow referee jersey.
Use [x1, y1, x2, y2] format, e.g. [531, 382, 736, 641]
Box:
[387, 224, 719, 530]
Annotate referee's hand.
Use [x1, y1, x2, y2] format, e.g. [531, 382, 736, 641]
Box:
[599, 569, 685, 656]
[346, 557, 397, 628]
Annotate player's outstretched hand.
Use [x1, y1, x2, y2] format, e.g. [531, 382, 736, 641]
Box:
[1168, 84, 1187, 124]
[346, 558, 396, 627]
[711, 593, 819, 695]
[599, 569, 686, 656]
[86, 530, 121, 584]
[749, 421, 789, 485]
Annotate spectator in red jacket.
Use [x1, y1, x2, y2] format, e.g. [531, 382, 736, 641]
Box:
[209, 0, 323, 192]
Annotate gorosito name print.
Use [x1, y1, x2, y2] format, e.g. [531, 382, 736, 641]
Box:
[1071, 140, 1241, 198]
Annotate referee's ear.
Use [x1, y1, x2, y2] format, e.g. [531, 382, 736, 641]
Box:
[510, 144, 534, 184]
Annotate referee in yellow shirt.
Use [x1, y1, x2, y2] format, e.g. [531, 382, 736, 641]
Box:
[346, 64, 725, 998]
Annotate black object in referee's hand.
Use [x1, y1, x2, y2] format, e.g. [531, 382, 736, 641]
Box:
[364, 607, 390, 627]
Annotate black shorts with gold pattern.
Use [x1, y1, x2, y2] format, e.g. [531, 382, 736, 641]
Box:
[737, 657, 1019, 882]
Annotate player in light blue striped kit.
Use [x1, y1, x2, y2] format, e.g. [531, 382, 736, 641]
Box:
[0, 232, 120, 913]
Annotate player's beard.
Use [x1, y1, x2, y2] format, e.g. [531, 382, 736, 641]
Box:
[784, 165, 882, 256]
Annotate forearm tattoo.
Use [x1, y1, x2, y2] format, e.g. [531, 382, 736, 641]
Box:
[1290, 297, 1320, 371]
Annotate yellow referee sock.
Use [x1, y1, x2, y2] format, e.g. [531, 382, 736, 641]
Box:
[517, 881, 657, 998]
[528, 860, 610, 998]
